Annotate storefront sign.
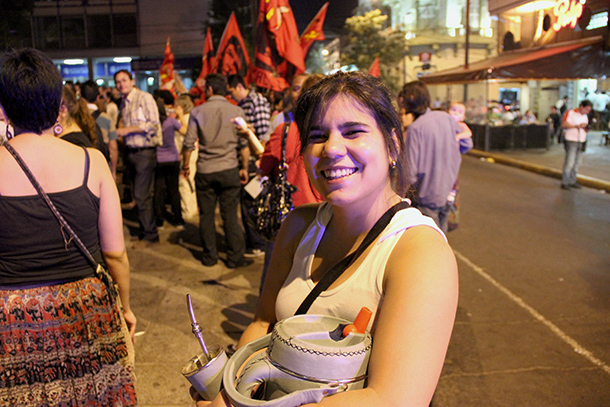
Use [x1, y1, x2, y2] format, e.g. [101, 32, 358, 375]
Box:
[553, 0, 584, 31]
[59, 64, 88, 78]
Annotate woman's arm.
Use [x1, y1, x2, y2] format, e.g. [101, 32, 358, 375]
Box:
[257, 125, 282, 177]
[456, 121, 472, 140]
[239, 204, 318, 347]
[89, 148, 136, 341]
[194, 205, 319, 407]
[303, 225, 458, 407]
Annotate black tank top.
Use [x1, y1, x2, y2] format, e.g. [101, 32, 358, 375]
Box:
[0, 148, 103, 285]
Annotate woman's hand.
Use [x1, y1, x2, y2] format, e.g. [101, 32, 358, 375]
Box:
[122, 308, 137, 343]
[189, 387, 232, 406]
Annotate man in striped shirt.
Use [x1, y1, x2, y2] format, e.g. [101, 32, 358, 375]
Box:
[115, 69, 162, 245]
[227, 74, 271, 257]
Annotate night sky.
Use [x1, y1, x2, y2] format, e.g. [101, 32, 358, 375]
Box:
[291, 0, 359, 36]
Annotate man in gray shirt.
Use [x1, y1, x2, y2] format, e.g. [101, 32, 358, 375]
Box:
[399, 80, 470, 233]
[182, 74, 251, 268]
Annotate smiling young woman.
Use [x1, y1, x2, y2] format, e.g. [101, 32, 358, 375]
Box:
[195, 72, 458, 407]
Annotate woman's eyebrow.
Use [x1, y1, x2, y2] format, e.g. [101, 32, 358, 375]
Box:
[338, 121, 370, 130]
[310, 121, 371, 131]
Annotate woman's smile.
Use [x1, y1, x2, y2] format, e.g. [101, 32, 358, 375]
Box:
[322, 167, 358, 180]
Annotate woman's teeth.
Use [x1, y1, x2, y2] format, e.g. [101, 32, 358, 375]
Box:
[323, 168, 356, 179]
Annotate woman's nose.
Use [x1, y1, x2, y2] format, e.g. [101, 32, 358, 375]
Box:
[322, 131, 346, 158]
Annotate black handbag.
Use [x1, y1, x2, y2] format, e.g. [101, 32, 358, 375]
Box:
[250, 116, 297, 241]
[4, 142, 119, 301]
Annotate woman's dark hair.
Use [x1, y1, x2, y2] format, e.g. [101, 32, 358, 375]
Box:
[61, 85, 97, 146]
[0, 48, 62, 134]
[295, 71, 408, 196]
[398, 80, 430, 120]
[157, 89, 175, 106]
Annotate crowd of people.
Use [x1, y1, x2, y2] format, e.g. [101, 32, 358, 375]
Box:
[0, 47, 480, 407]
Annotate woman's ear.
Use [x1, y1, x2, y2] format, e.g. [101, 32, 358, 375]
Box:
[57, 103, 68, 120]
[389, 128, 401, 163]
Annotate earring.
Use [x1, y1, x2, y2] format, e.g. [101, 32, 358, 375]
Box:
[389, 159, 397, 170]
[53, 121, 63, 136]
[5, 123, 13, 140]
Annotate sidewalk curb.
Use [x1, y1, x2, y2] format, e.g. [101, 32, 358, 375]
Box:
[467, 149, 610, 193]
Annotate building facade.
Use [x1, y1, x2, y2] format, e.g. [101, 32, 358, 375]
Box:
[357, 0, 497, 84]
[420, 0, 609, 121]
[25, 0, 209, 90]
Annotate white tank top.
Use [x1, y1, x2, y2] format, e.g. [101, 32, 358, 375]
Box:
[275, 201, 445, 332]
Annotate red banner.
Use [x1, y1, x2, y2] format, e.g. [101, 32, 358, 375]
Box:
[159, 38, 175, 94]
[300, 2, 328, 58]
[250, 0, 305, 90]
[195, 27, 215, 102]
[368, 57, 380, 78]
[214, 13, 251, 79]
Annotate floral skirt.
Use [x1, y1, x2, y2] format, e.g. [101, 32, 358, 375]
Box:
[0, 277, 137, 406]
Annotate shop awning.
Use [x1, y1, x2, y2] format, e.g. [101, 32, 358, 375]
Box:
[419, 36, 610, 85]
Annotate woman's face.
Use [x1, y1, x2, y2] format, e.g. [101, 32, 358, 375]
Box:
[303, 95, 393, 207]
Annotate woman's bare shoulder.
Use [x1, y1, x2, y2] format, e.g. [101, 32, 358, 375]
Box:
[272, 203, 321, 253]
[387, 225, 456, 280]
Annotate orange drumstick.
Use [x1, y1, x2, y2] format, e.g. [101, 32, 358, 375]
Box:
[342, 307, 372, 337]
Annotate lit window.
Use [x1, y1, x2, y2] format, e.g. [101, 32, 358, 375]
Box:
[587, 11, 608, 30]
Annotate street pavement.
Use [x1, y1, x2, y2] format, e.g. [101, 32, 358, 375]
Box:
[126, 131, 610, 406]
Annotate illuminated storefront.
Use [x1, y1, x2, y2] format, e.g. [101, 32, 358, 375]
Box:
[420, 0, 609, 133]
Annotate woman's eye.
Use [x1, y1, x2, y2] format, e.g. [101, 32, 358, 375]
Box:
[343, 129, 364, 138]
[308, 133, 327, 143]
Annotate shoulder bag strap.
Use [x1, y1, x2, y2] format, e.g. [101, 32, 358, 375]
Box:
[295, 200, 411, 315]
[4, 142, 98, 268]
[280, 112, 292, 169]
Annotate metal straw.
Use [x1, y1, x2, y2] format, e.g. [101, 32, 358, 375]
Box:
[186, 294, 209, 358]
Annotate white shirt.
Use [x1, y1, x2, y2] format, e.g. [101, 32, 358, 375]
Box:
[592, 93, 610, 112]
[275, 202, 445, 333]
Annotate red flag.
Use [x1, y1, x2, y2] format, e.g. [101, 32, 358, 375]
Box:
[250, 1, 288, 92]
[263, 0, 305, 75]
[196, 27, 215, 96]
[369, 57, 380, 78]
[214, 13, 251, 79]
[300, 2, 328, 58]
[250, 0, 305, 91]
[159, 38, 175, 94]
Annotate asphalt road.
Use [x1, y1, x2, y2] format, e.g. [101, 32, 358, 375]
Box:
[128, 154, 610, 406]
[436, 155, 610, 406]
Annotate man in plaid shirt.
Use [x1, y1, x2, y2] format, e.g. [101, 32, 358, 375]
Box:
[227, 74, 271, 257]
[227, 75, 271, 139]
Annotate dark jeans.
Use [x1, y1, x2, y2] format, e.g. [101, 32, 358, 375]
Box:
[415, 203, 450, 234]
[125, 147, 158, 242]
[240, 188, 267, 251]
[240, 159, 266, 251]
[154, 161, 183, 225]
[195, 168, 245, 265]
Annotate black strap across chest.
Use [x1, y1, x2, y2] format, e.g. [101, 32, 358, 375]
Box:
[295, 200, 410, 315]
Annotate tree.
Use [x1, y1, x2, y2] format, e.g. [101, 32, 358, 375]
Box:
[0, 0, 34, 50]
[343, 9, 406, 92]
[305, 42, 327, 74]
